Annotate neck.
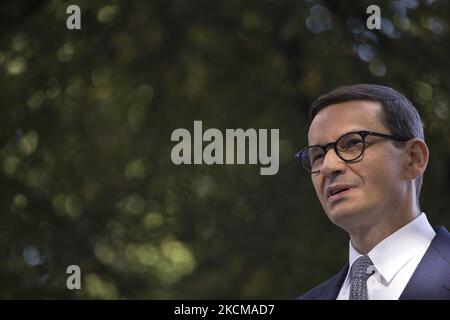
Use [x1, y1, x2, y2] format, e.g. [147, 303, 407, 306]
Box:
[348, 206, 421, 255]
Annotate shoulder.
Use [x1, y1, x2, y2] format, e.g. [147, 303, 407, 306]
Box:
[399, 226, 450, 299]
[431, 226, 450, 263]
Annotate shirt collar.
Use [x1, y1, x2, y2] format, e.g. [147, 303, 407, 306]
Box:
[348, 212, 436, 284]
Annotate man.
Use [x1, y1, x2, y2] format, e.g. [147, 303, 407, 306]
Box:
[296, 84, 450, 300]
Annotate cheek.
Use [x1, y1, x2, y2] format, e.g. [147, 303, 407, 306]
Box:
[379, 149, 404, 177]
[362, 152, 403, 195]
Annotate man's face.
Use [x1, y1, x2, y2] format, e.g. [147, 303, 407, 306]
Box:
[308, 101, 407, 230]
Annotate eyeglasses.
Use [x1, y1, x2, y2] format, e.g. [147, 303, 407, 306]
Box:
[295, 130, 411, 174]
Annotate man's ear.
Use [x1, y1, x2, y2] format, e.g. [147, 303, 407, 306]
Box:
[404, 138, 429, 180]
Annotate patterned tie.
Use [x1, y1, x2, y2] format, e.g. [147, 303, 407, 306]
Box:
[349, 255, 374, 300]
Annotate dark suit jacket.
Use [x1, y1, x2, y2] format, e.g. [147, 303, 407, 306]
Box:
[297, 226, 450, 300]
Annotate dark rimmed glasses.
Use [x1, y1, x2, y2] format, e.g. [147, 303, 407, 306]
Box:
[295, 130, 412, 174]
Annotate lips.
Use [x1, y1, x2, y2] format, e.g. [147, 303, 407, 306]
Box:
[325, 185, 354, 199]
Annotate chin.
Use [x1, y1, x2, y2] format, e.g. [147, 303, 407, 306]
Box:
[325, 204, 362, 228]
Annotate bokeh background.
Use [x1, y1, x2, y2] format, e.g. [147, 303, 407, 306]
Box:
[1, 0, 449, 299]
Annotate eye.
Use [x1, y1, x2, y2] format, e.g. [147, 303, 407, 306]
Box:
[340, 137, 363, 150]
[312, 154, 324, 162]
[308, 147, 325, 163]
[346, 139, 362, 147]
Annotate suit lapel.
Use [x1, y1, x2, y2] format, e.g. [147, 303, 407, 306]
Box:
[318, 262, 349, 299]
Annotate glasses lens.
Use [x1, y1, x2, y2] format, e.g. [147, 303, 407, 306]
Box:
[299, 146, 324, 173]
[336, 132, 364, 160]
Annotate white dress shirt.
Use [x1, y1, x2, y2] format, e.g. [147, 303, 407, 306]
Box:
[337, 212, 436, 300]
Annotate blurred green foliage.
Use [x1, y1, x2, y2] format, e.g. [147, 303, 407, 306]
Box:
[0, 0, 449, 299]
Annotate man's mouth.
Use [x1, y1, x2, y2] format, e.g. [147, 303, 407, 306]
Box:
[330, 188, 350, 196]
[326, 185, 354, 201]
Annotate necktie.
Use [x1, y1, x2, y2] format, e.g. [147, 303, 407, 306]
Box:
[349, 255, 374, 300]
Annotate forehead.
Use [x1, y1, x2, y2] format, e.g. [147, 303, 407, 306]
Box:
[308, 100, 386, 145]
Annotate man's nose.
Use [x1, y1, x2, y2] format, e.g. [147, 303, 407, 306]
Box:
[320, 148, 346, 177]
